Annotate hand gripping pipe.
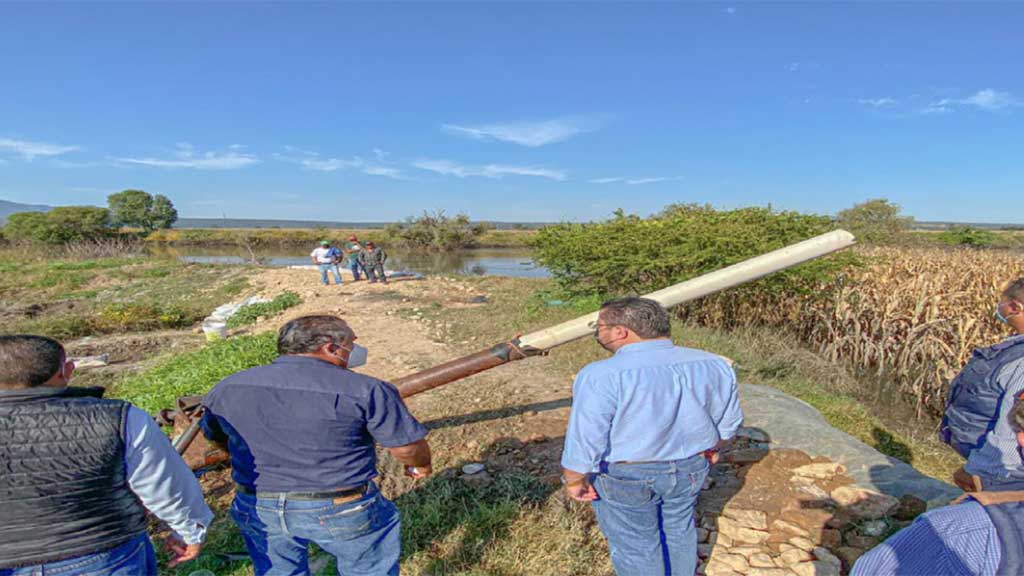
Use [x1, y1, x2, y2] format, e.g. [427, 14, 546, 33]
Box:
[394, 229, 855, 398]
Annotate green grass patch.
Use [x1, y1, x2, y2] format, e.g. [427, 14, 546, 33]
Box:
[226, 291, 301, 328]
[29, 270, 95, 290]
[113, 332, 277, 413]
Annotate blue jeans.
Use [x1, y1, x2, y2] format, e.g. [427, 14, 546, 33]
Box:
[592, 455, 709, 576]
[0, 533, 156, 576]
[349, 261, 363, 281]
[319, 264, 342, 285]
[231, 483, 401, 576]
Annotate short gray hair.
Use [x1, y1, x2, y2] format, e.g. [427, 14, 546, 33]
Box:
[0, 335, 65, 389]
[277, 315, 353, 355]
[600, 297, 671, 339]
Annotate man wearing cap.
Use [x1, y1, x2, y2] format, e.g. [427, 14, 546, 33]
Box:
[359, 241, 388, 284]
[344, 235, 365, 281]
[310, 240, 343, 286]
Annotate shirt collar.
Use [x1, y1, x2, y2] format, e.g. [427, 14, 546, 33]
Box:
[272, 355, 340, 368]
[615, 339, 674, 354]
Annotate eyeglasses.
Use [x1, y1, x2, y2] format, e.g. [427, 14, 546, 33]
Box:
[587, 320, 622, 331]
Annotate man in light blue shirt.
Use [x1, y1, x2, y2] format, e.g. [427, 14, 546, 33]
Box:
[560, 297, 742, 576]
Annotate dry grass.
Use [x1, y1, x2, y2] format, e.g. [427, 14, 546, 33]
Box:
[687, 246, 1024, 417]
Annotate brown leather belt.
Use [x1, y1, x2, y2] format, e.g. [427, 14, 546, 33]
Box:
[236, 483, 369, 503]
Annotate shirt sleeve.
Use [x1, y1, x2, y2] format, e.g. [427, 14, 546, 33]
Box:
[710, 361, 743, 441]
[365, 381, 429, 448]
[200, 408, 228, 445]
[966, 359, 1024, 478]
[561, 370, 618, 474]
[123, 406, 214, 545]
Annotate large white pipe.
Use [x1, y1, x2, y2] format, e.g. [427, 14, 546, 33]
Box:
[517, 229, 856, 352]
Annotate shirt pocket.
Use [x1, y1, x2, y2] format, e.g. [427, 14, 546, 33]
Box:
[318, 494, 380, 539]
[595, 474, 656, 507]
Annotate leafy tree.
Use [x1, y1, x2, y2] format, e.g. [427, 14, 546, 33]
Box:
[2, 207, 112, 244]
[836, 199, 914, 245]
[46, 206, 111, 242]
[939, 226, 998, 247]
[150, 194, 178, 230]
[387, 210, 486, 250]
[3, 212, 55, 243]
[107, 189, 177, 231]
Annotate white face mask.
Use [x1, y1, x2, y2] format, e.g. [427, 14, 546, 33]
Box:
[345, 344, 368, 369]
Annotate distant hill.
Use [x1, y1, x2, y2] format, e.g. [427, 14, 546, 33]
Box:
[0, 199, 53, 225]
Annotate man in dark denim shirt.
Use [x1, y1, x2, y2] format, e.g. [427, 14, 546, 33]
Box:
[202, 315, 431, 575]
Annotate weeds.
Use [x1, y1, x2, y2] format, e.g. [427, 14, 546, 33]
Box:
[226, 291, 301, 328]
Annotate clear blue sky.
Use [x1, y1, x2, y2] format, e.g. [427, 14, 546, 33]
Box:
[1, 3, 1021, 223]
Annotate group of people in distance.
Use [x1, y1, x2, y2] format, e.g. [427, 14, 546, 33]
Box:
[309, 234, 388, 286]
[4, 280, 1024, 576]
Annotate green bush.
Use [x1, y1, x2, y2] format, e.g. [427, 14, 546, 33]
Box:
[533, 204, 855, 299]
[2, 207, 113, 244]
[386, 210, 488, 251]
[114, 332, 278, 413]
[939, 226, 998, 247]
[226, 291, 301, 328]
[836, 199, 914, 245]
[94, 302, 202, 332]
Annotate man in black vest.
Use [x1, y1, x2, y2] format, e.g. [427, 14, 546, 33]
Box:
[0, 335, 214, 575]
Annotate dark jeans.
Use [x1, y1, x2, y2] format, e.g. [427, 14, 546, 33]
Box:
[231, 483, 400, 575]
[0, 533, 156, 576]
[349, 261, 364, 281]
[592, 455, 709, 576]
[366, 264, 387, 283]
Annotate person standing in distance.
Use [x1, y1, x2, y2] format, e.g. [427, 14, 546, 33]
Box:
[202, 315, 432, 575]
[560, 297, 743, 576]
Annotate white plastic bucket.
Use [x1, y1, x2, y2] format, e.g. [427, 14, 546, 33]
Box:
[202, 320, 227, 342]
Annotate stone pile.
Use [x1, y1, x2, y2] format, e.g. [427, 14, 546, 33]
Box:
[695, 428, 927, 576]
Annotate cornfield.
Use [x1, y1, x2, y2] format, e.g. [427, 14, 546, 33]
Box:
[685, 246, 1024, 417]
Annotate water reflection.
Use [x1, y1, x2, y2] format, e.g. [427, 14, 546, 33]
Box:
[148, 245, 549, 279]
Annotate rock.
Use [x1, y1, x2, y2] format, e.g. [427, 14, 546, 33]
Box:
[69, 354, 109, 369]
[722, 507, 769, 530]
[813, 547, 842, 569]
[772, 519, 810, 538]
[701, 516, 718, 530]
[698, 543, 715, 559]
[792, 462, 846, 479]
[792, 560, 841, 576]
[718, 517, 770, 544]
[459, 470, 492, 486]
[747, 569, 794, 576]
[461, 463, 486, 475]
[709, 553, 749, 573]
[703, 560, 739, 576]
[819, 529, 842, 549]
[845, 533, 880, 549]
[698, 528, 710, 543]
[894, 494, 928, 521]
[830, 486, 899, 519]
[749, 553, 776, 568]
[703, 476, 715, 490]
[836, 546, 864, 570]
[796, 484, 832, 501]
[468, 295, 489, 303]
[788, 536, 816, 552]
[709, 531, 734, 548]
[737, 426, 770, 443]
[730, 546, 766, 558]
[859, 519, 888, 537]
[779, 548, 813, 565]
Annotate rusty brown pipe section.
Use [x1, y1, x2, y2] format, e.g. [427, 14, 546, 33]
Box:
[394, 339, 539, 398]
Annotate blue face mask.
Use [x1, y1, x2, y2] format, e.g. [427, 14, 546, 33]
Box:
[996, 302, 1020, 325]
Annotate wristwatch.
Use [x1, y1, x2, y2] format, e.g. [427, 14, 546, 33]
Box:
[560, 474, 586, 488]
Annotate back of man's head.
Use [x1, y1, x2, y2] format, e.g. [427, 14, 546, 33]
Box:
[600, 297, 671, 339]
[277, 315, 352, 355]
[0, 335, 65, 389]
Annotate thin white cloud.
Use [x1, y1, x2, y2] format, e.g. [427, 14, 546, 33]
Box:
[961, 89, 1018, 111]
[273, 148, 403, 178]
[924, 89, 1019, 114]
[442, 117, 598, 147]
[787, 62, 801, 73]
[858, 97, 896, 108]
[589, 176, 680, 185]
[0, 137, 80, 161]
[116, 145, 258, 170]
[412, 158, 566, 181]
[724, 6, 736, 15]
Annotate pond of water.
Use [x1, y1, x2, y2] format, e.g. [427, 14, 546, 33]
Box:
[149, 245, 550, 278]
